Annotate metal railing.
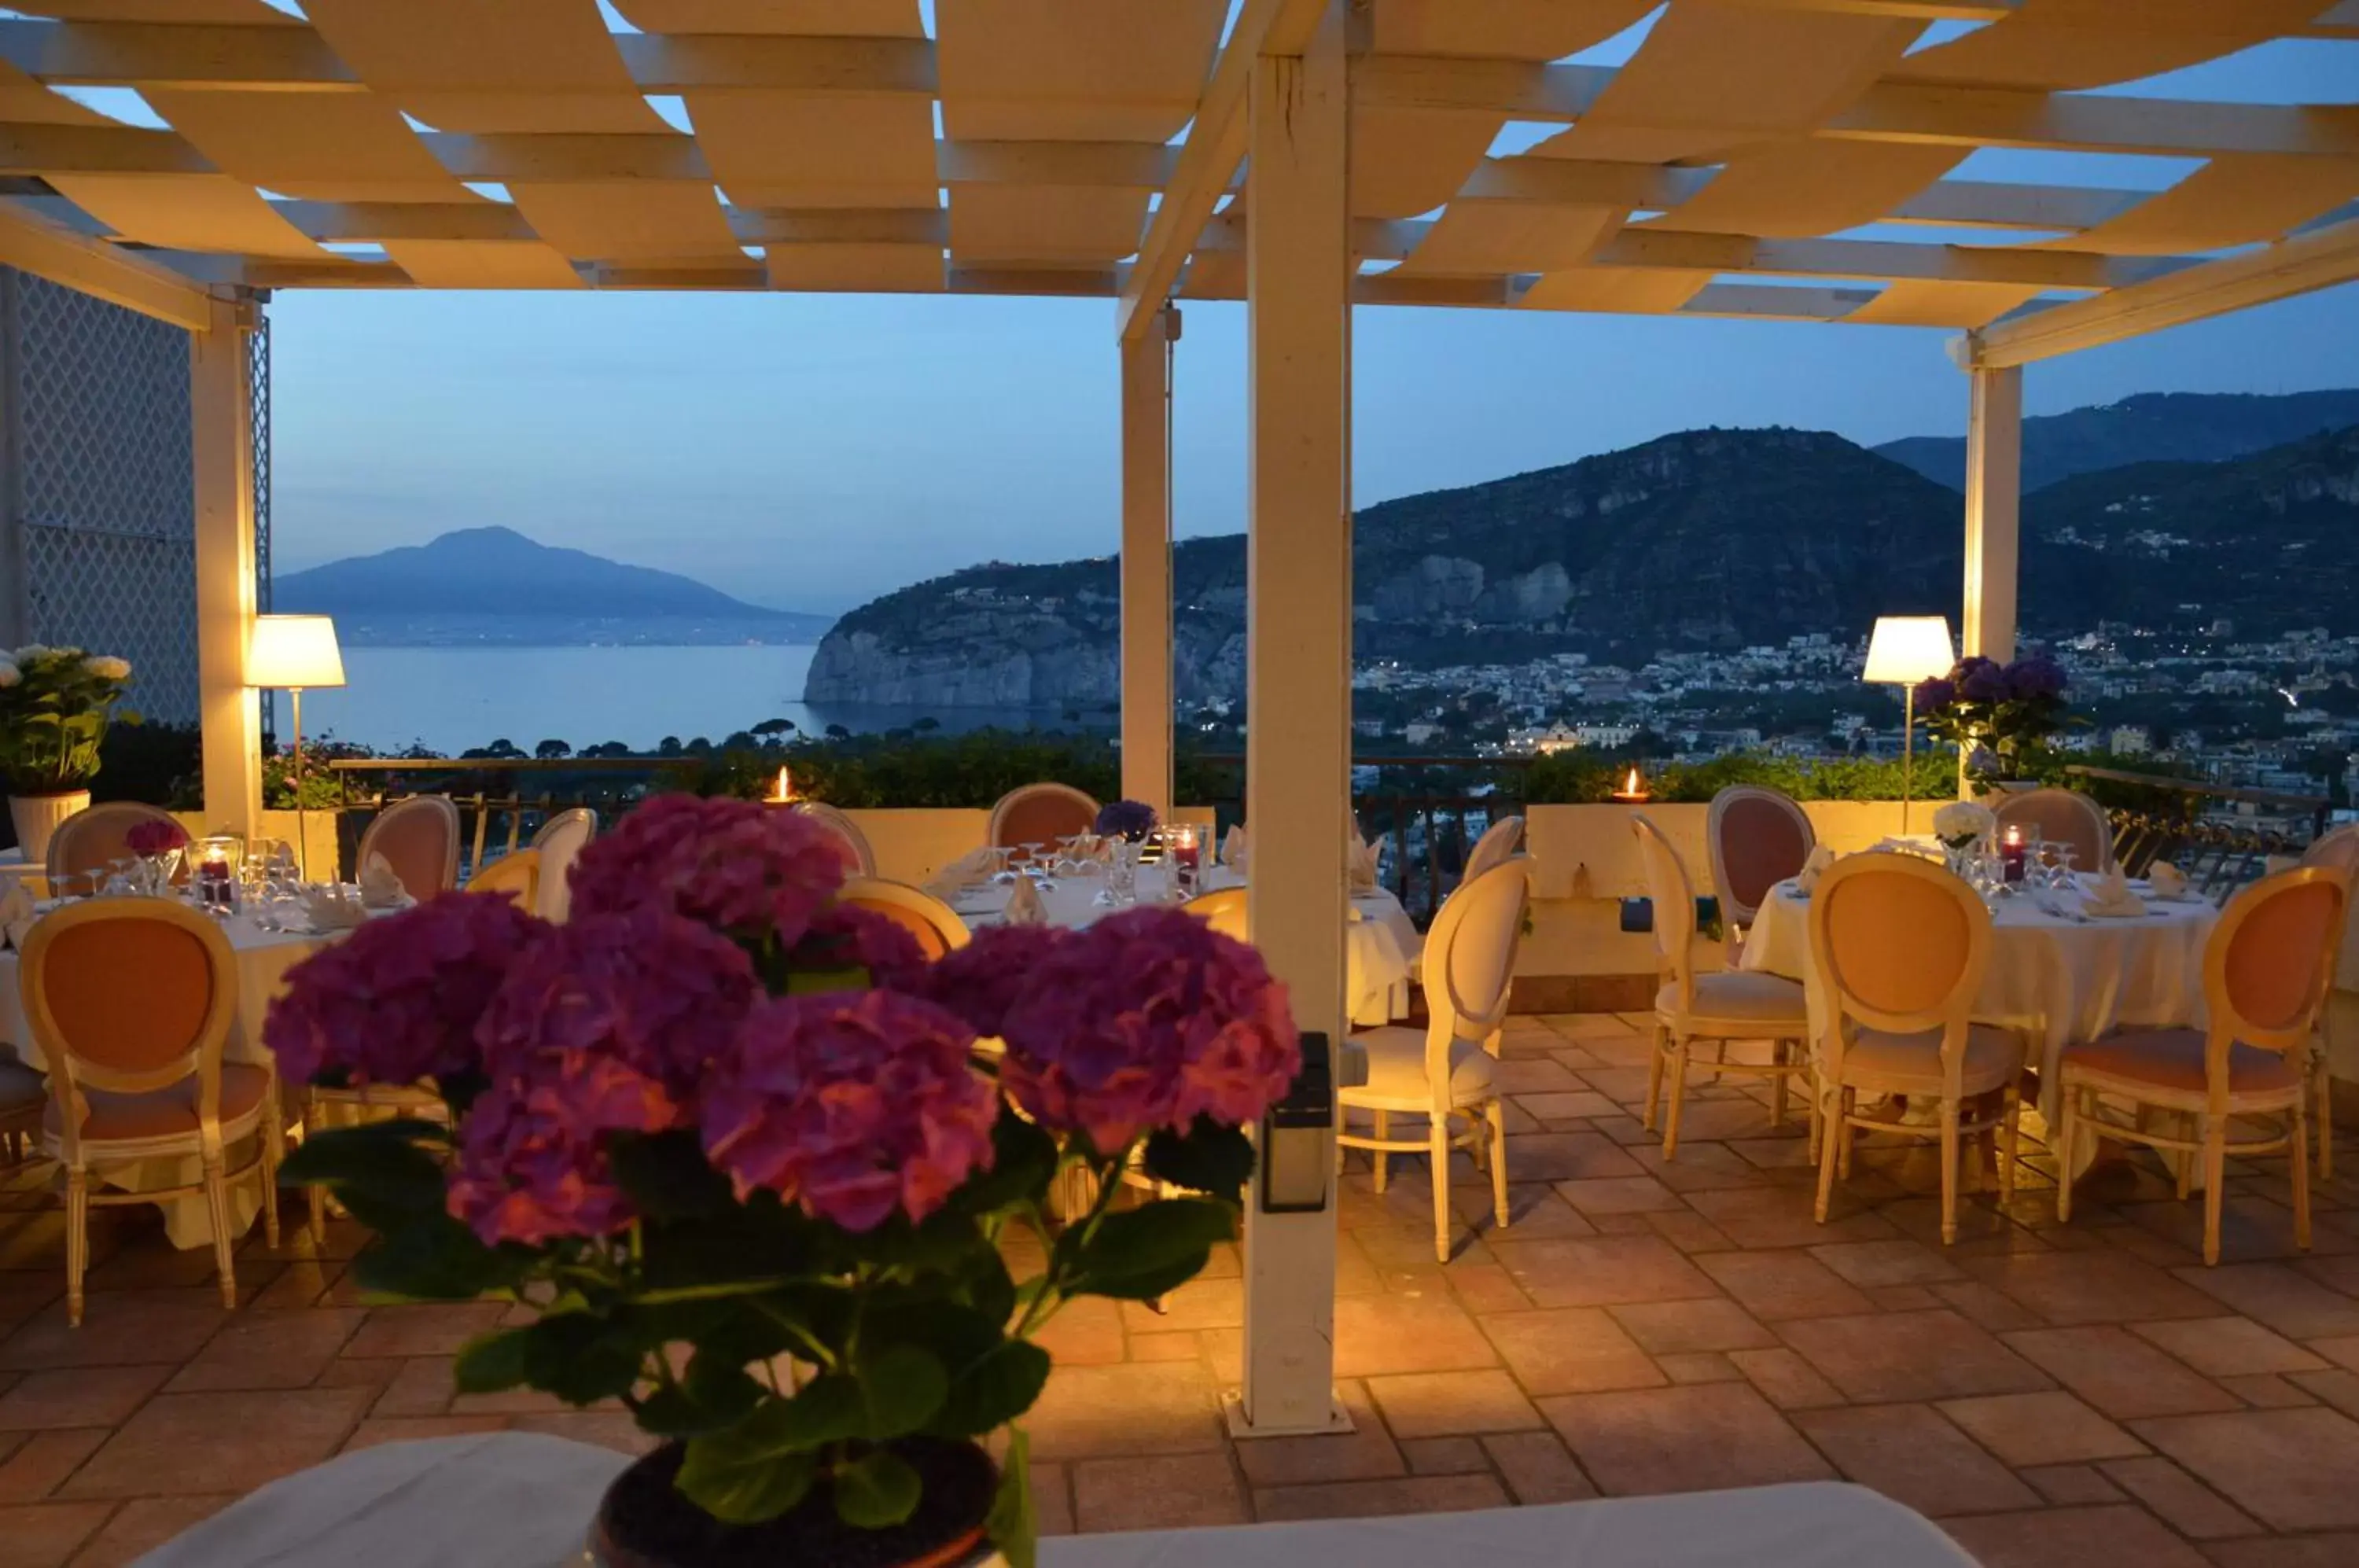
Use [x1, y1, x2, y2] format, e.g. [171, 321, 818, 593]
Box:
[2064, 764, 2335, 894]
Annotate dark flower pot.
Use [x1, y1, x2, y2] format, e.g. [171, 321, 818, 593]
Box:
[590, 1440, 998, 1568]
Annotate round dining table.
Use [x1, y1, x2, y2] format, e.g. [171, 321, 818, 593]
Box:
[943, 862, 1422, 1027]
[1740, 871, 2221, 1132]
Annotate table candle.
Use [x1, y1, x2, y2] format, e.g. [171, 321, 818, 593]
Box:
[2000, 825, 2027, 884]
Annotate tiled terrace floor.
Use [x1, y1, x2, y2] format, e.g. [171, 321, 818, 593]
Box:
[5, 1012, 2359, 1566]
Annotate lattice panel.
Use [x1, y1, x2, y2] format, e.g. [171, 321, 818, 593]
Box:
[21, 525, 197, 724]
[12, 270, 201, 724]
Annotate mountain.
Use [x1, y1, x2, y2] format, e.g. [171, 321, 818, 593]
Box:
[2022, 422, 2359, 632]
[274, 527, 835, 646]
[1875, 388, 2359, 494]
[805, 428, 1967, 706]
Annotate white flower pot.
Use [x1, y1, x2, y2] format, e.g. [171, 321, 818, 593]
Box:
[9, 789, 88, 865]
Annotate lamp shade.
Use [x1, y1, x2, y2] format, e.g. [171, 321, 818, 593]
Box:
[1862, 615, 1954, 686]
[247, 614, 346, 690]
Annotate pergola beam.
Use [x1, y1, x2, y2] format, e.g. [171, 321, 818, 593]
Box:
[0, 197, 212, 329]
[1963, 214, 2359, 367]
[1117, 0, 1330, 342]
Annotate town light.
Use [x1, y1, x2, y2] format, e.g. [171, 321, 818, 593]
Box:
[1863, 615, 1954, 836]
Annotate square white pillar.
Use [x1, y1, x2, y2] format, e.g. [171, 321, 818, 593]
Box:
[1120, 310, 1176, 815]
[1962, 364, 2022, 664]
[1236, 0, 1352, 1438]
[193, 296, 261, 836]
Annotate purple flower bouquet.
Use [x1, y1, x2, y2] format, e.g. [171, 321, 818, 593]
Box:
[1092, 798, 1159, 843]
[1912, 653, 2078, 782]
[270, 793, 1297, 1568]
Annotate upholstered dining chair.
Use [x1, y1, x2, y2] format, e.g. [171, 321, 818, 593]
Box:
[2300, 826, 2359, 1177]
[795, 801, 877, 878]
[1338, 857, 1527, 1263]
[1180, 885, 1249, 941]
[1993, 787, 2114, 874]
[20, 898, 282, 1323]
[357, 795, 461, 900]
[463, 848, 540, 908]
[1633, 815, 1811, 1158]
[1461, 815, 1525, 887]
[528, 808, 597, 922]
[1706, 785, 1816, 966]
[1809, 852, 2024, 1245]
[45, 801, 185, 895]
[839, 876, 970, 958]
[2057, 865, 2346, 1265]
[987, 783, 1099, 852]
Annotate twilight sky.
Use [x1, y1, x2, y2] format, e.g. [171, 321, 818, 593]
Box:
[266, 26, 2359, 617]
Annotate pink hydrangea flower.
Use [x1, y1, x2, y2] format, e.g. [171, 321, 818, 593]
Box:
[473, 905, 760, 1098]
[446, 1050, 679, 1246]
[701, 991, 998, 1233]
[919, 922, 1070, 1039]
[263, 893, 549, 1088]
[567, 793, 847, 948]
[790, 903, 930, 992]
[996, 908, 1299, 1154]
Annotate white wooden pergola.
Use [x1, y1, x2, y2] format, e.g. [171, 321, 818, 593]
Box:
[1, 0, 2353, 1437]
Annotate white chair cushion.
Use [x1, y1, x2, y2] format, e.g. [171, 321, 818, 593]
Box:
[1660, 972, 1809, 1029]
[1836, 1024, 2022, 1097]
[2063, 1028, 2301, 1102]
[1345, 1026, 1496, 1108]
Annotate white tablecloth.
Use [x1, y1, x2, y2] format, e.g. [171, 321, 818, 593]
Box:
[138, 1433, 1976, 1568]
[945, 864, 1419, 1028]
[1, 905, 331, 1248]
[1741, 878, 2218, 1124]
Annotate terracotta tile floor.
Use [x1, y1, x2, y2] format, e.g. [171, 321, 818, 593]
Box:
[3, 1012, 2359, 1566]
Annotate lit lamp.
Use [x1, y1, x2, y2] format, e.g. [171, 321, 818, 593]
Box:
[246, 613, 345, 879]
[1862, 614, 1955, 837]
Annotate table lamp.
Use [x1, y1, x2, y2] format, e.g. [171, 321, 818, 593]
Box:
[247, 613, 345, 879]
[1863, 614, 1954, 836]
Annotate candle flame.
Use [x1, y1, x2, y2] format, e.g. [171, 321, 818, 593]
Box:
[770, 765, 794, 803]
[1620, 767, 1647, 798]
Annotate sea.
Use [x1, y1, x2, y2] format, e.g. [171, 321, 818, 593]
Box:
[292, 644, 1065, 756]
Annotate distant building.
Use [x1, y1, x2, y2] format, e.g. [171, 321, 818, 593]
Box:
[2110, 726, 2153, 755]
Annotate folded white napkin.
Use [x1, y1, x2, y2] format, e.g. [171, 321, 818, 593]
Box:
[300, 883, 370, 932]
[0, 882, 33, 951]
[1792, 845, 1837, 896]
[923, 848, 995, 900]
[1002, 875, 1047, 926]
[2081, 868, 2147, 918]
[359, 852, 408, 910]
[1222, 824, 1248, 872]
[1348, 834, 1379, 896]
[2147, 861, 2191, 901]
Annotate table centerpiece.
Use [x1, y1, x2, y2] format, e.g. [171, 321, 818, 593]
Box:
[270, 793, 1298, 1568]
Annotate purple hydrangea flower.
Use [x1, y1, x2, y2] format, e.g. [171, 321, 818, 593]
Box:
[701, 990, 998, 1232]
[1094, 799, 1160, 843]
[567, 793, 847, 948]
[996, 907, 1299, 1154]
[2003, 655, 2068, 701]
[1955, 656, 2009, 704]
[263, 892, 550, 1089]
[1912, 676, 1956, 713]
[789, 903, 931, 993]
[920, 922, 1071, 1039]
[446, 1050, 679, 1246]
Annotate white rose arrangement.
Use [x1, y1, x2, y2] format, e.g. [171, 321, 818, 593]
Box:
[1932, 800, 1997, 851]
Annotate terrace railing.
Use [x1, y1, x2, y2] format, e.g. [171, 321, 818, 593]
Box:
[326, 756, 670, 880]
[2063, 764, 2335, 895]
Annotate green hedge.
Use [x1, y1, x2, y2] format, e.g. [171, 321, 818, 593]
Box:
[663, 731, 1245, 811]
[1520, 749, 1923, 804]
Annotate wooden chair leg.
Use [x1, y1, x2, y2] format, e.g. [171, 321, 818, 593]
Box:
[1771, 1041, 1789, 1129]
[2291, 1101, 2313, 1253]
[260, 1099, 285, 1251]
[64, 1167, 87, 1328]
[2201, 1115, 2228, 1267]
[2176, 1115, 2196, 1203]
[2055, 1083, 2078, 1224]
[2315, 1044, 2335, 1183]
[1430, 1118, 1454, 1264]
[1643, 1025, 1667, 1132]
[1997, 1083, 2021, 1204]
[1813, 1087, 1842, 1224]
[1838, 1088, 1857, 1180]
[1371, 1110, 1389, 1194]
[1805, 1069, 1824, 1165]
[1939, 1099, 1963, 1246]
[202, 1152, 237, 1309]
[1485, 1101, 1511, 1231]
[1662, 1036, 1691, 1159]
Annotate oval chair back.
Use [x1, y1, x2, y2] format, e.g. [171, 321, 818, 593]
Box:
[1180, 885, 1249, 942]
[988, 783, 1099, 852]
[46, 802, 184, 893]
[359, 796, 461, 900]
[529, 808, 597, 922]
[1421, 857, 1529, 1082]
[1461, 815, 1525, 887]
[1707, 786, 1814, 955]
[2301, 825, 2359, 877]
[795, 801, 877, 878]
[1632, 815, 1701, 1017]
[839, 877, 970, 958]
[1808, 853, 1993, 1102]
[1993, 788, 2113, 875]
[2204, 867, 2350, 1089]
[464, 848, 541, 909]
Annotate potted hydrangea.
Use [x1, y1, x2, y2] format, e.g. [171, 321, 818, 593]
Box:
[270, 794, 1298, 1568]
[1912, 654, 2075, 785]
[0, 645, 136, 861]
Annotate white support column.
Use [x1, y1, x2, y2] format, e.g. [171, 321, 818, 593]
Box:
[193, 294, 260, 836]
[1961, 362, 2022, 664]
[1119, 308, 1175, 816]
[1236, 0, 1351, 1439]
